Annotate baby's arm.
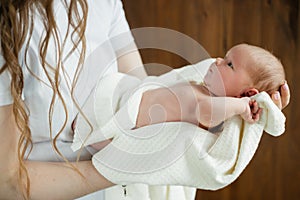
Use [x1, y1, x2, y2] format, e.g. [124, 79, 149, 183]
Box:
[197, 97, 262, 129]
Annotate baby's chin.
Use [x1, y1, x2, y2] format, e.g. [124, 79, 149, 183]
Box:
[203, 82, 226, 97]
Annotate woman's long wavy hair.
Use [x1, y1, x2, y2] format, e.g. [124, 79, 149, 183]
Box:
[0, 0, 88, 198]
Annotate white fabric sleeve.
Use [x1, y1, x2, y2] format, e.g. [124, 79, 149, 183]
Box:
[0, 55, 13, 106]
[0, 49, 26, 106]
[0, 70, 13, 106]
[109, 0, 135, 51]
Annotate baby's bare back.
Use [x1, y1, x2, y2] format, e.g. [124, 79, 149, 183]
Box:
[136, 82, 204, 128]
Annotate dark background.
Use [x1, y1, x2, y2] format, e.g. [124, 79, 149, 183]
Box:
[122, 0, 300, 200]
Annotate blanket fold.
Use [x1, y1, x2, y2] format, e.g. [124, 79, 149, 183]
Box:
[71, 58, 285, 190]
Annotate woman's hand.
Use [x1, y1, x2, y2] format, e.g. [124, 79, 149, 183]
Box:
[271, 82, 290, 110]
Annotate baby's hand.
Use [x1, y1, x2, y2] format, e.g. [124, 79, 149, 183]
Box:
[240, 97, 262, 123]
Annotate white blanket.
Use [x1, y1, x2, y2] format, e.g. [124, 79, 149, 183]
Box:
[72, 58, 285, 191]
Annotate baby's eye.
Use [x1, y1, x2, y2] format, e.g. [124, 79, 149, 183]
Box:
[227, 62, 233, 68]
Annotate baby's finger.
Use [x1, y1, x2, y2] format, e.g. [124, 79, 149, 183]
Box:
[252, 108, 263, 121]
[251, 100, 259, 113]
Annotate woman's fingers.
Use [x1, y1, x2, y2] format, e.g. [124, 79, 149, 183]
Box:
[272, 91, 282, 110]
[280, 82, 290, 109]
[271, 82, 290, 110]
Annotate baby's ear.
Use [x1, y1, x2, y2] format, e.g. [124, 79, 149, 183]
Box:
[239, 88, 259, 97]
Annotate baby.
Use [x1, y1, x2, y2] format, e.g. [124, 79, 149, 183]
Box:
[135, 43, 285, 131]
[89, 43, 285, 150]
[81, 43, 286, 190]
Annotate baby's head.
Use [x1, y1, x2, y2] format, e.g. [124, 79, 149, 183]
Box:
[204, 43, 285, 97]
[239, 44, 285, 95]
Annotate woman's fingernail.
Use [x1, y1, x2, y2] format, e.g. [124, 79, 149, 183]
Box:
[283, 83, 289, 91]
[274, 92, 280, 100]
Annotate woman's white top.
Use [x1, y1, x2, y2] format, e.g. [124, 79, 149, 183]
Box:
[0, 0, 133, 161]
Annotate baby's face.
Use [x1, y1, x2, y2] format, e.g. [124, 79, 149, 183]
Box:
[203, 45, 253, 97]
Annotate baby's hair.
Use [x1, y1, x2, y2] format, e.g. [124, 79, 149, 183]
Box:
[241, 44, 286, 95]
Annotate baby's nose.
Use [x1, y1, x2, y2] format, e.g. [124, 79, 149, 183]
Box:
[215, 57, 223, 66]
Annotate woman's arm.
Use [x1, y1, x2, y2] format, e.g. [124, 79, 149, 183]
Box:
[0, 105, 20, 198]
[0, 104, 114, 199]
[27, 160, 113, 200]
[117, 43, 148, 79]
